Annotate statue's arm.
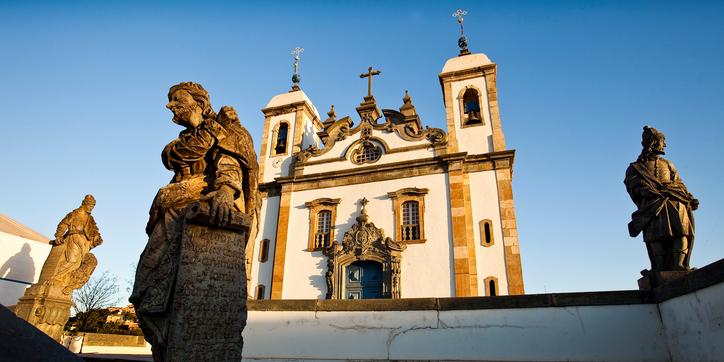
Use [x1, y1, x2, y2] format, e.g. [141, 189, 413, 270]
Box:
[624, 166, 659, 200]
[167, 125, 216, 165]
[54, 211, 74, 244]
[214, 153, 243, 197]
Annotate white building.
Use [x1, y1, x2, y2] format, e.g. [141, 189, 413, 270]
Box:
[0, 214, 52, 306]
[248, 49, 524, 300]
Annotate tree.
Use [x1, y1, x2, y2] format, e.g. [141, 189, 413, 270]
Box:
[70, 270, 120, 332]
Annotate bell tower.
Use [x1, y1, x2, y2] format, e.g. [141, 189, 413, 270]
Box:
[259, 47, 322, 184]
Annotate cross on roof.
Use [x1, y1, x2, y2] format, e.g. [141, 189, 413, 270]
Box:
[359, 66, 381, 97]
[453, 9, 467, 36]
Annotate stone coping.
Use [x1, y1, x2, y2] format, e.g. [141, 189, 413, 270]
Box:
[248, 290, 654, 312]
[249, 257, 724, 312]
[653, 257, 724, 302]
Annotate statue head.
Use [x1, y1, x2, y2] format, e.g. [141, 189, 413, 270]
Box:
[166, 82, 216, 128]
[81, 194, 96, 212]
[639, 125, 666, 160]
[217, 105, 239, 127]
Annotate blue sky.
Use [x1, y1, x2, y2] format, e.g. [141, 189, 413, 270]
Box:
[1, 1, 722, 300]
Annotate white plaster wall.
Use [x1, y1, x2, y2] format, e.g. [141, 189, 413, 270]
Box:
[450, 76, 494, 155]
[0, 231, 51, 305]
[468, 170, 509, 295]
[280, 173, 454, 299]
[242, 304, 669, 361]
[250, 196, 280, 299]
[659, 281, 724, 361]
[262, 114, 296, 183]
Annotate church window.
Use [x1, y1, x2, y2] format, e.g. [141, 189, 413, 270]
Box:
[315, 211, 332, 248]
[401, 201, 420, 241]
[485, 276, 499, 297]
[273, 122, 289, 155]
[305, 198, 341, 251]
[351, 142, 382, 164]
[458, 87, 484, 127]
[255, 284, 266, 299]
[387, 188, 428, 243]
[258, 239, 270, 262]
[480, 219, 495, 247]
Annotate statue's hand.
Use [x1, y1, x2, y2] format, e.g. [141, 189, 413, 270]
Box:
[691, 198, 699, 211]
[209, 185, 235, 226]
[52, 236, 64, 245]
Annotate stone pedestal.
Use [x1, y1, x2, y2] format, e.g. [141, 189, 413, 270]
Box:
[638, 270, 690, 290]
[162, 202, 250, 362]
[13, 284, 73, 342]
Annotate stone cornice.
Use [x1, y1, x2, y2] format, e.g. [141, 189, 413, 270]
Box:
[438, 63, 497, 84]
[259, 150, 516, 192]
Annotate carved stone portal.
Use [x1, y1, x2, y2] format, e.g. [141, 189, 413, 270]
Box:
[324, 198, 406, 299]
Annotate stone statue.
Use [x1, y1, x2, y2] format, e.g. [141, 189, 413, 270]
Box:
[625, 126, 698, 274]
[14, 195, 103, 341]
[130, 82, 258, 362]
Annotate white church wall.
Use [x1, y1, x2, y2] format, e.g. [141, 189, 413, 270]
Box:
[242, 303, 668, 361]
[281, 173, 454, 299]
[659, 281, 724, 361]
[250, 195, 281, 299]
[0, 231, 51, 306]
[450, 77, 494, 155]
[468, 170, 509, 295]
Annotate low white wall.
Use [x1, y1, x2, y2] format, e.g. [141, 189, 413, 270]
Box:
[659, 281, 724, 361]
[242, 304, 668, 361]
[0, 231, 51, 305]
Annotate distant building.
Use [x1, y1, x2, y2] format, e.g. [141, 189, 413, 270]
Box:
[105, 304, 140, 331]
[249, 49, 524, 300]
[0, 214, 52, 306]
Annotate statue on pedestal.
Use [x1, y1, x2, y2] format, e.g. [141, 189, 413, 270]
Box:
[14, 195, 102, 341]
[130, 82, 258, 362]
[625, 126, 698, 277]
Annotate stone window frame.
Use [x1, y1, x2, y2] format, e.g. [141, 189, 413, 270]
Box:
[484, 276, 499, 297]
[349, 141, 383, 165]
[255, 284, 266, 299]
[479, 219, 495, 247]
[387, 188, 429, 244]
[305, 198, 341, 251]
[258, 238, 270, 262]
[271, 120, 291, 157]
[457, 85, 485, 128]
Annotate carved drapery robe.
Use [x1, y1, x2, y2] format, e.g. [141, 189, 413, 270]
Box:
[624, 157, 695, 267]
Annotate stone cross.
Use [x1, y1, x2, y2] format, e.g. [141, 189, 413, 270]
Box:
[359, 66, 381, 97]
[453, 9, 468, 35]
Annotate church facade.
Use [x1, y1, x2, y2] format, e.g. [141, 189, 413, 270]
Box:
[248, 50, 524, 300]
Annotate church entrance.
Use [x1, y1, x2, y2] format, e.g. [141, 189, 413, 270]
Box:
[345, 261, 383, 299]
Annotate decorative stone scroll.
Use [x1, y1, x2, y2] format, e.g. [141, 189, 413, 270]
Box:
[324, 198, 406, 299]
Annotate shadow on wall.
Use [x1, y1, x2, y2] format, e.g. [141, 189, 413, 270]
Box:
[0, 243, 35, 283]
[0, 243, 36, 306]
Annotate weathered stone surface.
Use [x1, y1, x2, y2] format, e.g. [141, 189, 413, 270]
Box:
[0, 304, 82, 362]
[625, 126, 698, 273]
[130, 82, 258, 362]
[14, 195, 102, 341]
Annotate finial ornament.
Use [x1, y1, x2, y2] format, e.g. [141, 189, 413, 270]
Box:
[359, 66, 381, 98]
[452, 9, 470, 55]
[291, 47, 304, 91]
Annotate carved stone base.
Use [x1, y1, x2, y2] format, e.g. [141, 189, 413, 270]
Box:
[13, 284, 73, 342]
[161, 203, 250, 362]
[638, 270, 690, 290]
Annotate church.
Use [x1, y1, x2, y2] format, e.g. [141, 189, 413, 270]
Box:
[247, 39, 524, 300]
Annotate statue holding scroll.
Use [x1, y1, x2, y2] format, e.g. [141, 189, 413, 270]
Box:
[14, 195, 102, 341]
[130, 82, 258, 362]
